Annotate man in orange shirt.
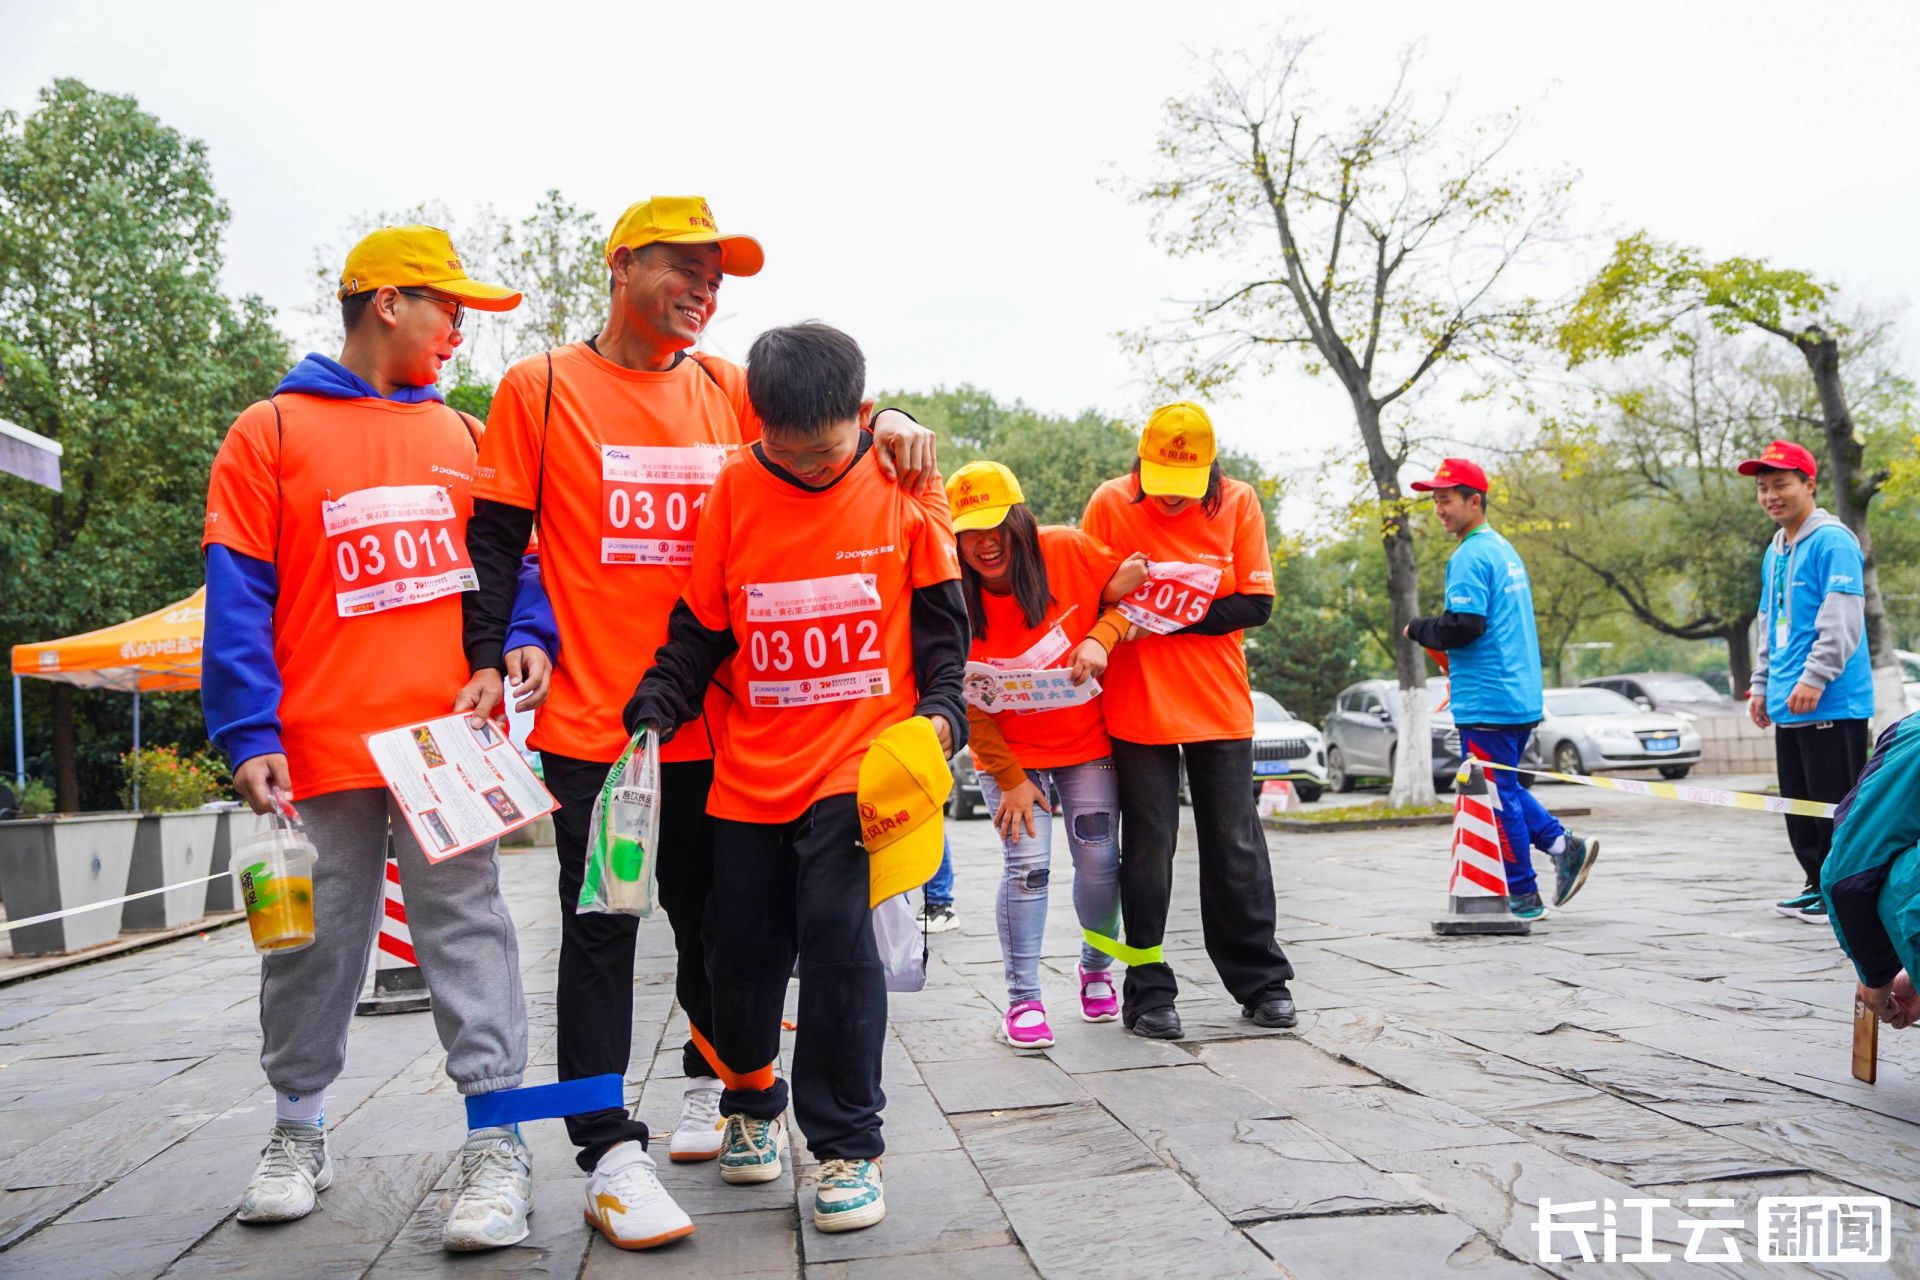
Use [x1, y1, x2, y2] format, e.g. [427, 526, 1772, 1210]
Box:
[627, 322, 968, 1234]
[202, 227, 543, 1251]
[456, 198, 935, 1247]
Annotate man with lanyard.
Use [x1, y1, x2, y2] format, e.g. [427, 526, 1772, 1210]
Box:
[1740, 439, 1874, 923]
[1405, 458, 1598, 922]
[203, 227, 549, 1250]
[458, 196, 936, 1248]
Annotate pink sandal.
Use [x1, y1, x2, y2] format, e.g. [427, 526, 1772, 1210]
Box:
[1078, 964, 1120, 1023]
[1000, 1000, 1055, 1048]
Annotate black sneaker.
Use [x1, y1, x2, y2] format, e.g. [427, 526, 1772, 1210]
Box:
[1549, 835, 1599, 907]
[916, 903, 958, 934]
[1509, 891, 1547, 922]
[1794, 896, 1829, 925]
[1242, 990, 1298, 1028]
[1124, 1005, 1183, 1040]
[1775, 889, 1820, 919]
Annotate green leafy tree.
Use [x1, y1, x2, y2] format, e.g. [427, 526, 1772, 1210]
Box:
[1560, 234, 1912, 724]
[1126, 35, 1570, 806]
[0, 80, 287, 809]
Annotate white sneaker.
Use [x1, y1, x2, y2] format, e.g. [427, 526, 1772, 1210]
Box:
[669, 1079, 725, 1163]
[236, 1121, 332, 1223]
[442, 1126, 533, 1252]
[583, 1141, 694, 1250]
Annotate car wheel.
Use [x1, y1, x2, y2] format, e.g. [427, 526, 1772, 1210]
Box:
[1327, 747, 1354, 793]
[1658, 765, 1692, 780]
[948, 789, 973, 820]
[1295, 784, 1323, 803]
[1519, 770, 1536, 790]
[1432, 774, 1454, 794]
[1553, 741, 1585, 776]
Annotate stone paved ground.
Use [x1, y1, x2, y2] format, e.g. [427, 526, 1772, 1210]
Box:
[3, 775, 1919, 1277]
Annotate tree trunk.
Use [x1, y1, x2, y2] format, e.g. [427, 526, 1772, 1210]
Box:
[1353, 402, 1435, 808]
[1723, 619, 1754, 700]
[51, 683, 78, 814]
[1797, 328, 1904, 730]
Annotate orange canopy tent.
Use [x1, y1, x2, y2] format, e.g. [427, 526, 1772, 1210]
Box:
[10, 588, 205, 799]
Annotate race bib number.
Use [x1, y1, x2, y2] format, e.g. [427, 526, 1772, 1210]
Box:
[1118, 561, 1223, 636]
[323, 485, 474, 618]
[742, 574, 890, 707]
[982, 619, 1073, 673]
[600, 444, 727, 566]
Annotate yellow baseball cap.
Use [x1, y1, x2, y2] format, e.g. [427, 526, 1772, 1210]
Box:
[336, 225, 522, 310]
[860, 717, 953, 908]
[1138, 401, 1216, 500]
[946, 461, 1026, 533]
[606, 195, 765, 277]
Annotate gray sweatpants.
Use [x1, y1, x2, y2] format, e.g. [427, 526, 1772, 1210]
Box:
[258, 787, 527, 1098]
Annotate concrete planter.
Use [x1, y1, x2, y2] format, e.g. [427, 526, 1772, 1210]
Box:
[125, 811, 219, 930]
[203, 806, 244, 912]
[0, 813, 140, 955]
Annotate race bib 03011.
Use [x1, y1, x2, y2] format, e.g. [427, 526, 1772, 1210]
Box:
[1118, 561, 1223, 636]
[600, 444, 728, 567]
[323, 485, 475, 618]
[741, 573, 890, 708]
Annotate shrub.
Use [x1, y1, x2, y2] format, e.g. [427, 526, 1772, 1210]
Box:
[10, 777, 55, 817]
[119, 745, 230, 813]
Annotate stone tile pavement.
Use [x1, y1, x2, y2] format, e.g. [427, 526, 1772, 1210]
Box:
[3, 776, 1919, 1276]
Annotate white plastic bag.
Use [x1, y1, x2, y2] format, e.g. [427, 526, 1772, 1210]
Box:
[873, 892, 927, 993]
[579, 729, 661, 917]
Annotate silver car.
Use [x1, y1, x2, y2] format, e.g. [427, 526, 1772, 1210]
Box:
[1534, 686, 1702, 779]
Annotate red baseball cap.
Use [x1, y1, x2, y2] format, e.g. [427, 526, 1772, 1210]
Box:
[1410, 457, 1489, 494]
[1737, 439, 1818, 481]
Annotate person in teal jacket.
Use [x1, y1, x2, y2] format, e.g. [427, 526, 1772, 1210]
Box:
[1822, 714, 1920, 1030]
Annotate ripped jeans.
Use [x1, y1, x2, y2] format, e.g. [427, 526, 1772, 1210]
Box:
[977, 759, 1123, 1004]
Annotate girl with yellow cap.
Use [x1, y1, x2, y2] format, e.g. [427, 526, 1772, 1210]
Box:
[1080, 403, 1298, 1041]
[946, 461, 1148, 1047]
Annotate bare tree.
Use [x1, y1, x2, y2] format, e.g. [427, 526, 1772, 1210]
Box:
[1129, 35, 1570, 805]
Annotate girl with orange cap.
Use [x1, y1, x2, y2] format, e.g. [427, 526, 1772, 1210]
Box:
[1080, 403, 1297, 1040]
[946, 461, 1148, 1047]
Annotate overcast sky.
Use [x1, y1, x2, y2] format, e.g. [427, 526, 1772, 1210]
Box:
[5, 0, 1917, 532]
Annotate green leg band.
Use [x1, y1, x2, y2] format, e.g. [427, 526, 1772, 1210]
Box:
[1082, 929, 1163, 967]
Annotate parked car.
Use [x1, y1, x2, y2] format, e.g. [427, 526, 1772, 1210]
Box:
[1580, 671, 1743, 720]
[1251, 691, 1328, 803]
[1533, 686, 1702, 778]
[1900, 649, 1920, 714]
[1324, 678, 1460, 794]
[947, 749, 985, 819]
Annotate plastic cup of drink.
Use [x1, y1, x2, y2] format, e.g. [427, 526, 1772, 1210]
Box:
[604, 833, 649, 911]
[234, 822, 318, 953]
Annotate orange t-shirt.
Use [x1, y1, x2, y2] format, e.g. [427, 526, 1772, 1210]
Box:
[473, 344, 758, 763]
[1080, 474, 1274, 744]
[685, 446, 960, 823]
[203, 395, 482, 799]
[967, 526, 1124, 770]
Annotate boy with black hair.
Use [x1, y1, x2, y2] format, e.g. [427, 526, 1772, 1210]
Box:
[626, 321, 968, 1233]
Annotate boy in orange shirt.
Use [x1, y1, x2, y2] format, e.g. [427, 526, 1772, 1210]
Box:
[626, 322, 968, 1234]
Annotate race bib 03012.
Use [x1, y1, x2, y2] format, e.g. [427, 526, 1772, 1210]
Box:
[1118, 561, 1223, 636]
[600, 444, 728, 567]
[323, 485, 475, 618]
[741, 573, 890, 708]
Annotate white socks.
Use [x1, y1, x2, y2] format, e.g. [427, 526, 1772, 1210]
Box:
[1548, 835, 1568, 856]
[276, 1089, 325, 1128]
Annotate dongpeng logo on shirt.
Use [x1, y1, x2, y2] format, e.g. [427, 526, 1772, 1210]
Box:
[836, 544, 895, 560]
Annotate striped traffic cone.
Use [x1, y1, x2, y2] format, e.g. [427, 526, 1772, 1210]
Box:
[356, 856, 433, 1014]
[1431, 759, 1530, 937]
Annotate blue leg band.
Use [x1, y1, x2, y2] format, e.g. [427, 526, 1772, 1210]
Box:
[464, 1073, 625, 1129]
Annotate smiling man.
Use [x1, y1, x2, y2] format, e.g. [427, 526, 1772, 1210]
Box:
[1404, 457, 1597, 923]
[457, 197, 938, 1249]
[1740, 439, 1873, 923]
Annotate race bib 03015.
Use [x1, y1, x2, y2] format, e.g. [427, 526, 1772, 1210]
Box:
[1118, 561, 1223, 636]
[600, 444, 728, 567]
[741, 573, 890, 708]
[323, 485, 475, 618]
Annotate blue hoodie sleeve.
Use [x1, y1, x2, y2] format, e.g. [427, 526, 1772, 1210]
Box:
[1822, 717, 1920, 987]
[202, 544, 285, 767]
[503, 552, 558, 660]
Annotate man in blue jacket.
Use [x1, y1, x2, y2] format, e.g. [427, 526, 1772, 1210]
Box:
[1405, 458, 1597, 922]
[1740, 440, 1874, 924]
